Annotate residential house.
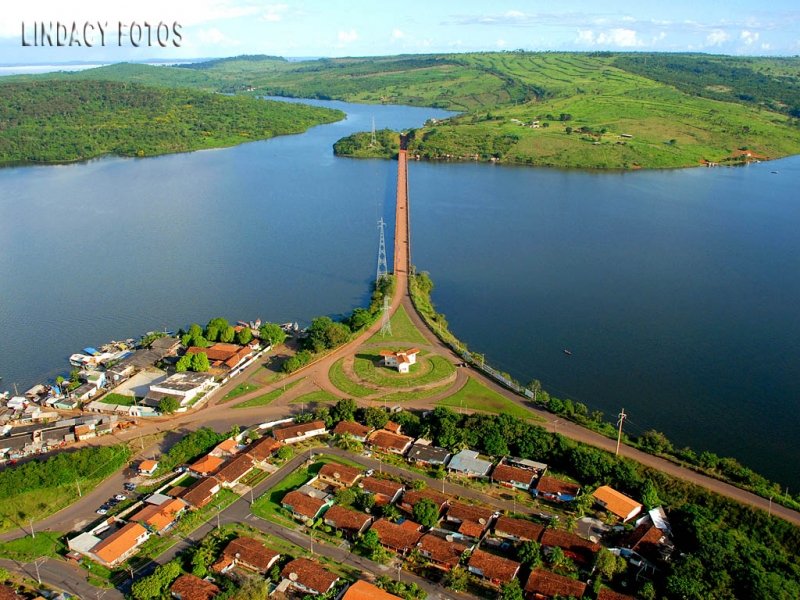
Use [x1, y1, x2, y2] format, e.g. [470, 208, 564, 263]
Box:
[407, 441, 451, 467]
[71, 383, 98, 402]
[272, 420, 327, 444]
[447, 450, 493, 478]
[211, 438, 240, 458]
[369, 519, 423, 554]
[524, 567, 587, 599]
[212, 537, 280, 575]
[445, 502, 496, 539]
[623, 522, 672, 563]
[380, 348, 420, 373]
[491, 463, 537, 491]
[186, 343, 251, 371]
[367, 429, 413, 455]
[506, 457, 548, 475]
[281, 490, 329, 522]
[0, 585, 24, 600]
[597, 589, 637, 600]
[280, 558, 340, 596]
[318, 462, 363, 488]
[323, 505, 373, 539]
[341, 580, 403, 600]
[215, 454, 254, 488]
[74, 424, 96, 442]
[138, 460, 159, 476]
[540, 529, 600, 565]
[493, 516, 545, 544]
[190, 454, 225, 478]
[399, 489, 449, 515]
[332, 420, 372, 442]
[170, 574, 220, 600]
[150, 336, 182, 355]
[593, 486, 642, 522]
[533, 475, 581, 503]
[132, 498, 188, 534]
[360, 476, 404, 506]
[467, 549, 520, 586]
[384, 421, 402, 434]
[245, 436, 282, 465]
[90, 522, 150, 567]
[146, 372, 215, 407]
[417, 534, 467, 570]
[180, 477, 221, 509]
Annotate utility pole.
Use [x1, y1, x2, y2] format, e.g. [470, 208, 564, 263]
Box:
[75, 478, 82, 497]
[616, 408, 627, 456]
[217, 504, 221, 529]
[769, 496, 773, 517]
[30, 517, 35, 539]
[34, 559, 42, 584]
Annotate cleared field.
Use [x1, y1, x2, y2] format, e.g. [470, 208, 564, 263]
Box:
[328, 358, 374, 398]
[436, 377, 545, 422]
[366, 305, 429, 345]
[233, 378, 302, 409]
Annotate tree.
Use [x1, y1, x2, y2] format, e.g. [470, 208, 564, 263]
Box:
[364, 406, 389, 429]
[276, 446, 294, 460]
[158, 396, 180, 415]
[347, 307, 373, 331]
[220, 325, 236, 343]
[445, 566, 470, 592]
[205, 325, 219, 343]
[640, 479, 661, 510]
[517, 541, 542, 568]
[176, 355, 192, 372]
[313, 406, 333, 428]
[640, 430, 674, 454]
[335, 487, 357, 507]
[639, 582, 656, 600]
[595, 547, 619, 580]
[332, 398, 357, 422]
[258, 323, 287, 347]
[381, 503, 401, 522]
[131, 575, 163, 600]
[412, 497, 439, 528]
[188, 324, 203, 338]
[0, 567, 8, 582]
[229, 424, 241, 440]
[549, 546, 566, 567]
[356, 491, 376, 512]
[411, 479, 427, 491]
[565, 126, 573, 134]
[236, 327, 253, 345]
[191, 351, 210, 372]
[359, 529, 380, 553]
[333, 433, 363, 453]
[501, 578, 524, 600]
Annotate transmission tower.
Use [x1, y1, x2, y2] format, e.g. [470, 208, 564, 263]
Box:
[380, 295, 392, 337]
[370, 117, 377, 147]
[376, 218, 389, 283]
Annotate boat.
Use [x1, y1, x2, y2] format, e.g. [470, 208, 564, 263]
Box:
[563, 350, 572, 355]
[772, 171, 779, 174]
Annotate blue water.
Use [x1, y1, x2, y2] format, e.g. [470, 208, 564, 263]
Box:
[1, 97, 799, 489]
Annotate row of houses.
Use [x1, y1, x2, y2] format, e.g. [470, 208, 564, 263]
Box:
[0, 414, 121, 461]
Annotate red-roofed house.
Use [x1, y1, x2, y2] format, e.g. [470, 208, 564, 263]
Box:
[273, 420, 327, 444]
[246, 436, 282, 465]
[524, 567, 587, 599]
[370, 518, 423, 554]
[342, 580, 404, 600]
[360, 476, 404, 505]
[186, 343, 251, 371]
[90, 522, 150, 567]
[368, 429, 414, 455]
[494, 516, 545, 544]
[319, 462, 363, 487]
[212, 537, 280, 574]
[170, 574, 220, 600]
[379, 349, 420, 373]
[467, 549, 520, 585]
[190, 454, 225, 478]
[281, 558, 340, 596]
[491, 463, 537, 490]
[418, 534, 468, 570]
[333, 421, 372, 442]
[540, 529, 600, 564]
[323, 505, 373, 538]
[281, 490, 330, 522]
[533, 476, 581, 503]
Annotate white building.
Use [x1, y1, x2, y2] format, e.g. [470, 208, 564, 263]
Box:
[379, 348, 420, 374]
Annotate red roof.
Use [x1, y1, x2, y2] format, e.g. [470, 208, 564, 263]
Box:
[281, 558, 339, 594]
[324, 505, 372, 532]
[282, 490, 326, 519]
[221, 537, 280, 572]
[368, 430, 413, 452]
[215, 454, 254, 484]
[342, 580, 404, 600]
[333, 421, 372, 438]
[91, 522, 148, 565]
[536, 475, 581, 497]
[418, 534, 467, 567]
[494, 516, 544, 542]
[170, 574, 220, 600]
[525, 567, 587, 599]
[370, 518, 423, 552]
[401, 488, 448, 510]
[180, 477, 220, 508]
[597, 589, 637, 600]
[319, 461, 363, 486]
[246, 436, 282, 461]
[468, 549, 520, 584]
[540, 529, 600, 564]
[492, 464, 536, 486]
[273, 420, 327, 442]
[446, 501, 494, 525]
[361, 476, 404, 503]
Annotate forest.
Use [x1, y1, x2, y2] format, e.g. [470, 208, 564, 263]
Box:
[0, 80, 343, 164]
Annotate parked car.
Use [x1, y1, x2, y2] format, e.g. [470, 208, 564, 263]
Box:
[96, 507, 108, 515]
[114, 494, 127, 501]
[365, 469, 375, 477]
[124, 483, 136, 491]
[107, 499, 119, 506]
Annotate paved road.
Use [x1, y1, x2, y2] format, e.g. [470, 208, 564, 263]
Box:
[0, 557, 123, 600]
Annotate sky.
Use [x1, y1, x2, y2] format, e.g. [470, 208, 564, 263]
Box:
[1, 0, 799, 65]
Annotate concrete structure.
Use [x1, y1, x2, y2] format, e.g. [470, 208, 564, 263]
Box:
[447, 450, 492, 478]
[379, 348, 420, 373]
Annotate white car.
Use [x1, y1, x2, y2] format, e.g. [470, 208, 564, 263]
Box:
[114, 494, 127, 501]
[96, 508, 108, 515]
[365, 469, 375, 477]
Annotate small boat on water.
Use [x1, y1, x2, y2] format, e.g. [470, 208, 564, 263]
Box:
[772, 171, 779, 174]
[563, 349, 572, 356]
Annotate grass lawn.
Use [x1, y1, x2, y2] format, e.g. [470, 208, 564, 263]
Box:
[328, 358, 374, 398]
[0, 532, 64, 561]
[353, 350, 455, 389]
[220, 382, 262, 403]
[378, 380, 455, 403]
[233, 378, 303, 409]
[436, 377, 545, 422]
[289, 390, 340, 405]
[98, 392, 136, 406]
[366, 305, 429, 345]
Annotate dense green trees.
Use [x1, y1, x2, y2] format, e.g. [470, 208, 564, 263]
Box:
[258, 323, 287, 347]
[411, 498, 439, 528]
[156, 427, 225, 472]
[158, 397, 180, 414]
[332, 398, 357, 422]
[305, 316, 351, 353]
[0, 80, 344, 164]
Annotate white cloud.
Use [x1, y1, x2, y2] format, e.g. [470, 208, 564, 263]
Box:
[261, 4, 288, 22]
[706, 29, 730, 45]
[338, 28, 357, 43]
[576, 29, 595, 44]
[198, 27, 237, 45]
[740, 30, 759, 45]
[391, 29, 405, 40]
[761, 42, 772, 50]
[496, 38, 507, 47]
[576, 27, 642, 47]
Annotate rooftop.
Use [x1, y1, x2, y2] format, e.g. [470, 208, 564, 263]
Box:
[536, 475, 581, 496]
[281, 558, 339, 594]
[170, 573, 220, 600]
[91, 522, 148, 565]
[446, 501, 495, 525]
[401, 488, 448, 509]
[448, 450, 492, 476]
[179, 477, 220, 507]
[360, 476, 404, 499]
[333, 420, 372, 438]
[418, 533, 467, 567]
[494, 516, 545, 542]
[152, 371, 213, 392]
[597, 588, 638, 600]
[215, 454, 254, 484]
[593, 485, 643, 520]
[191, 454, 225, 475]
[246, 436, 282, 461]
[524, 567, 588, 599]
[468, 549, 520, 584]
[368, 429, 413, 452]
[407, 442, 451, 464]
[222, 537, 280, 571]
[324, 505, 372, 531]
[370, 518, 423, 552]
[273, 420, 327, 442]
[319, 461, 363, 486]
[540, 528, 600, 563]
[342, 580, 404, 600]
[492, 463, 536, 486]
[282, 490, 326, 519]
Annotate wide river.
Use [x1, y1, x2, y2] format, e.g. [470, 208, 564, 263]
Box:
[1, 98, 799, 490]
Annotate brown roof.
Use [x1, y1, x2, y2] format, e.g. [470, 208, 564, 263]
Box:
[191, 454, 225, 475]
[494, 516, 544, 542]
[384, 421, 402, 434]
[222, 537, 280, 572]
[186, 343, 247, 363]
[459, 520, 487, 539]
[368, 430, 413, 452]
[91, 522, 148, 565]
[333, 421, 372, 438]
[536, 475, 581, 496]
[282, 490, 326, 519]
[324, 505, 372, 532]
[319, 462, 363, 486]
[468, 549, 520, 584]
[593, 486, 642, 520]
[361, 476, 404, 501]
[139, 459, 158, 472]
[401, 488, 448, 510]
[342, 580, 404, 600]
[492, 464, 536, 486]
[597, 589, 637, 600]
[215, 454, 254, 484]
[132, 498, 186, 531]
[214, 439, 239, 455]
[418, 534, 466, 567]
[370, 518, 423, 552]
[0, 585, 23, 600]
[540, 529, 600, 564]
[273, 420, 327, 442]
[180, 477, 220, 508]
[246, 436, 282, 461]
[446, 501, 494, 525]
[524, 568, 587, 599]
[281, 558, 339, 594]
[624, 523, 665, 559]
[170, 574, 220, 600]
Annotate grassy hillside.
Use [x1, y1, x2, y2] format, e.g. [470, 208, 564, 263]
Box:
[0, 79, 344, 164]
